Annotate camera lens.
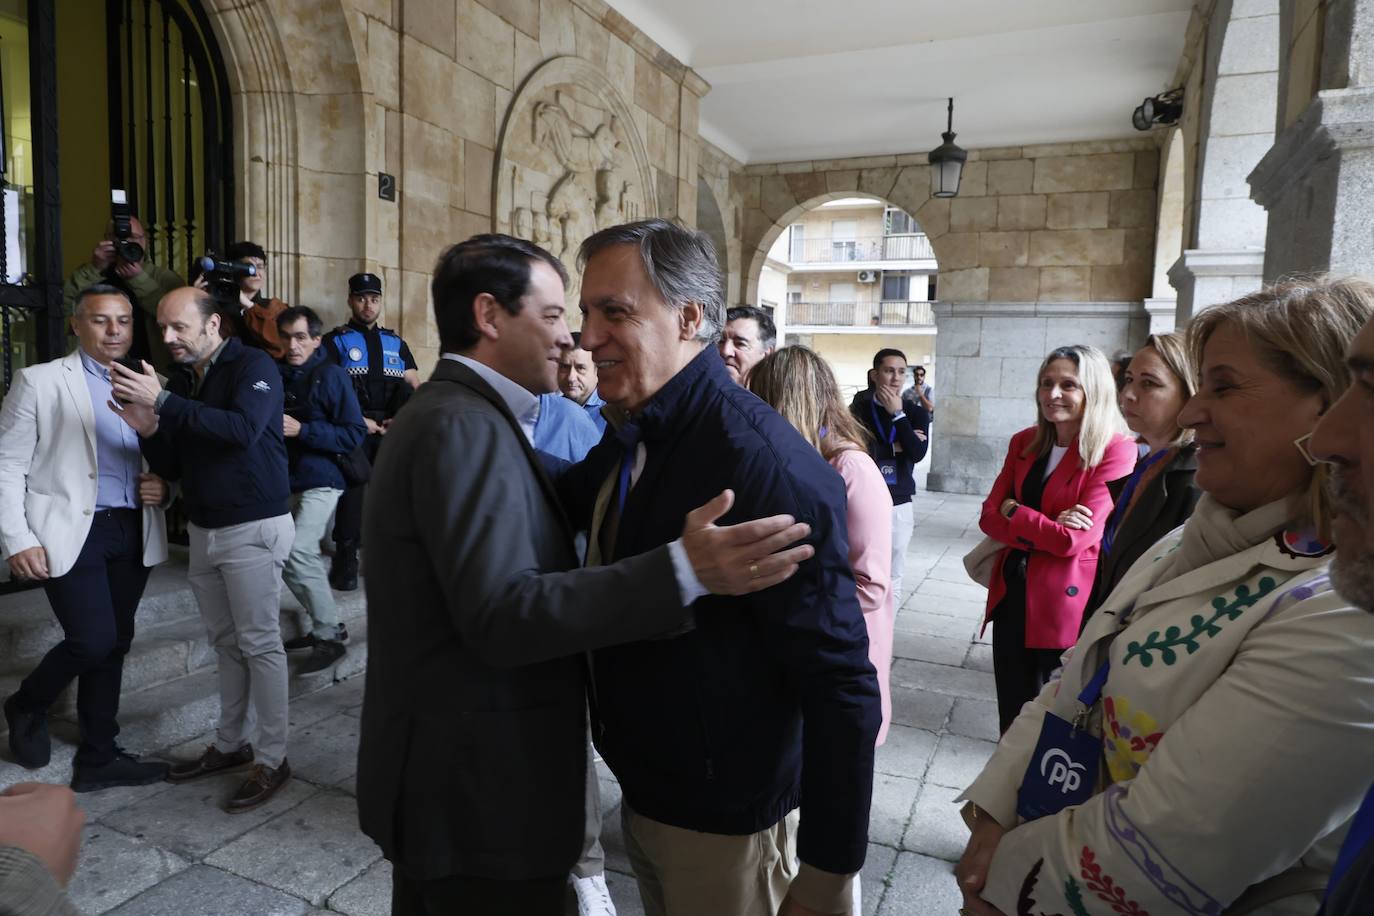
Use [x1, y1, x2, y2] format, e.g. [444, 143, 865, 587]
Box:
[117, 240, 145, 263]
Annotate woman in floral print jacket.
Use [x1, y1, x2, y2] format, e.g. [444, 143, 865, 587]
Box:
[955, 278, 1374, 916]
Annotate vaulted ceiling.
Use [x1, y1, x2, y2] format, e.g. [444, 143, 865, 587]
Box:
[608, 0, 1193, 163]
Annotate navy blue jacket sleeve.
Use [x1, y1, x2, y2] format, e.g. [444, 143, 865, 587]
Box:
[139, 425, 183, 481]
[156, 350, 282, 450]
[894, 403, 930, 464]
[298, 366, 367, 455]
[741, 449, 880, 875]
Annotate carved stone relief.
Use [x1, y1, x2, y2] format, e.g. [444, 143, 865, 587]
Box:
[495, 57, 659, 303]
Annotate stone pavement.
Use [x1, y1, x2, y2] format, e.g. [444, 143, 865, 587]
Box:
[44, 489, 995, 916]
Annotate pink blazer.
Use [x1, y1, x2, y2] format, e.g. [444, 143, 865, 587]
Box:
[831, 448, 895, 746]
[979, 428, 1136, 649]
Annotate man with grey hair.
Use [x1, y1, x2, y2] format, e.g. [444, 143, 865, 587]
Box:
[1311, 311, 1374, 915]
[574, 218, 879, 916]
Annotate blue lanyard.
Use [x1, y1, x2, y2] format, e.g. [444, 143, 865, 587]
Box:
[870, 399, 897, 451]
[1078, 661, 1111, 709]
[1323, 783, 1374, 909]
[1102, 449, 1169, 557]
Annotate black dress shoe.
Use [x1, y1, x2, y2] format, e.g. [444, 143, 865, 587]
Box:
[226, 760, 290, 813]
[298, 640, 346, 674]
[166, 743, 254, 783]
[72, 751, 170, 793]
[4, 694, 50, 770]
[283, 633, 320, 652]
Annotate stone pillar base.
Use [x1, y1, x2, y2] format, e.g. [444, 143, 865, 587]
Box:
[926, 301, 1149, 496]
[1251, 86, 1374, 280]
[1143, 298, 1177, 334]
[1167, 248, 1265, 325]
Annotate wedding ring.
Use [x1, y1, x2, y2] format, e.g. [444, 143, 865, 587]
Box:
[749, 563, 760, 578]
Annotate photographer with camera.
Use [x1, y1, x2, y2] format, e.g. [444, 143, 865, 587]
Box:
[200, 242, 290, 360]
[322, 273, 420, 590]
[276, 306, 365, 674]
[62, 194, 184, 367]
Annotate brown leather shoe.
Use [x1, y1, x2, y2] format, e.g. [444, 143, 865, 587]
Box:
[165, 744, 254, 783]
[226, 760, 290, 813]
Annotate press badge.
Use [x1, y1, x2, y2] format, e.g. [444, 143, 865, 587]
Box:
[1015, 662, 1108, 822]
[878, 460, 898, 485]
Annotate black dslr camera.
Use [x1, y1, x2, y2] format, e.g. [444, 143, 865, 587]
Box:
[195, 254, 257, 310]
[110, 190, 144, 263]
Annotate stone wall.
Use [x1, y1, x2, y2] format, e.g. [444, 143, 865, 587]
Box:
[728, 140, 1158, 495]
[205, 0, 707, 373]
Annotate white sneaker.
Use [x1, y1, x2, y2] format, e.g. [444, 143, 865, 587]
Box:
[851, 875, 863, 915]
[572, 873, 617, 916]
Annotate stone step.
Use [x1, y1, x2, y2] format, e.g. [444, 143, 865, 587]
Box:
[0, 572, 367, 718]
[0, 549, 204, 660]
[0, 624, 370, 790]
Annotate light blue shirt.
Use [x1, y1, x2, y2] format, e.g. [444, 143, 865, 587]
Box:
[579, 389, 608, 435]
[534, 392, 602, 463]
[79, 350, 142, 510]
[441, 353, 539, 445]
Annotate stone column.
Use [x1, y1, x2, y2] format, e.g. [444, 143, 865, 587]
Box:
[1170, 0, 1280, 320]
[1251, 0, 1374, 278]
[926, 301, 1149, 496]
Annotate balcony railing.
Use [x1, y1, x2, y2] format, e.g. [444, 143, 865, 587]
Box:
[787, 233, 935, 265]
[786, 300, 935, 328]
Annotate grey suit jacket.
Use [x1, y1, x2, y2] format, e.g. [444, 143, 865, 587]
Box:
[356, 358, 688, 881]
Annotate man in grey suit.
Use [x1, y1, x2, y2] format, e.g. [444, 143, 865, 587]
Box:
[357, 234, 815, 915]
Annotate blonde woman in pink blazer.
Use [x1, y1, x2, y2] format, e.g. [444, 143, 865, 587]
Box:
[750, 346, 895, 744]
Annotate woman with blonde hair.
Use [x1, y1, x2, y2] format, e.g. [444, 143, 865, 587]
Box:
[977, 344, 1136, 733]
[1080, 331, 1202, 629]
[748, 346, 896, 745]
[956, 278, 1374, 916]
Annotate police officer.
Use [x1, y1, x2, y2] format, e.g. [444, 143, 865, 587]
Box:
[323, 273, 420, 590]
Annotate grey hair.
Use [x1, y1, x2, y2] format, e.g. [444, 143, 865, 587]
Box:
[578, 218, 725, 342]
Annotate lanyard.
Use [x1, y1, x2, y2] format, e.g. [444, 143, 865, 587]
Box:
[1323, 783, 1374, 909]
[1102, 449, 1169, 557]
[1077, 661, 1111, 715]
[870, 399, 897, 452]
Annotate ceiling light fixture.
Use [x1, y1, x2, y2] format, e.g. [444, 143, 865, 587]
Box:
[1132, 88, 1184, 130]
[928, 97, 967, 199]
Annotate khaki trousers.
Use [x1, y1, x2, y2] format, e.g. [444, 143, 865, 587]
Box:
[621, 803, 799, 916]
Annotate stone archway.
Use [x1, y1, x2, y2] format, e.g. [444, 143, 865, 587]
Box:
[200, 1, 369, 311]
[696, 175, 730, 284]
[742, 173, 952, 305]
[1169, 0, 1280, 320]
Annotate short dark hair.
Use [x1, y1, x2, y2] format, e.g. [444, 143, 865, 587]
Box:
[277, 305, 323, 338]
[226, 241, 267, 263]
[72, 283, 132, 316]
[431, 234, 569, 353]
[873, 347, 907, 370]
[726, 305, 776, 349]
[579, 219, 724, 342]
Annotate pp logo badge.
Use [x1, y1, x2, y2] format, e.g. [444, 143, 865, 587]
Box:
[1039, 748, 1086, 795]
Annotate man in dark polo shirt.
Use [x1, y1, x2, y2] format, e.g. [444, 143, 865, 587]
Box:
[323, 273, 420, 590]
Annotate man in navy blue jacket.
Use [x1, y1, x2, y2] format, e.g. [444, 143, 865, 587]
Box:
[110, 286, 296, 813]
[574, 220, 880, 916]
[277, 306, 366, 674]
[850, 348, 930, 607]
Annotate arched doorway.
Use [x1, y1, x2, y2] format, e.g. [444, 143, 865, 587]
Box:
[750, 192, 941, 405]
[0, 0, 234, 392]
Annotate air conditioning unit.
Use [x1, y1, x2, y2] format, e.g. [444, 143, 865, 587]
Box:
[857, 270, 879, 283]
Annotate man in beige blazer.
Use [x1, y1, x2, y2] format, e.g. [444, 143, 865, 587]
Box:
[0, 285, 171, 792]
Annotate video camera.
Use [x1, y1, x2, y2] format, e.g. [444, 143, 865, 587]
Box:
[195, 254, 257, 309]
[110, 190, 144, 263]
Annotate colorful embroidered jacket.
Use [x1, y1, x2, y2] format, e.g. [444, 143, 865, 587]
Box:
[959, 495, 1374, 916]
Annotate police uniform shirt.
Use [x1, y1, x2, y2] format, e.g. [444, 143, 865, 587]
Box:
[327, 318, 417, 414]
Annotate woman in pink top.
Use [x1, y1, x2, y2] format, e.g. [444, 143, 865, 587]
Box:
[749, 347, 896, 745]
